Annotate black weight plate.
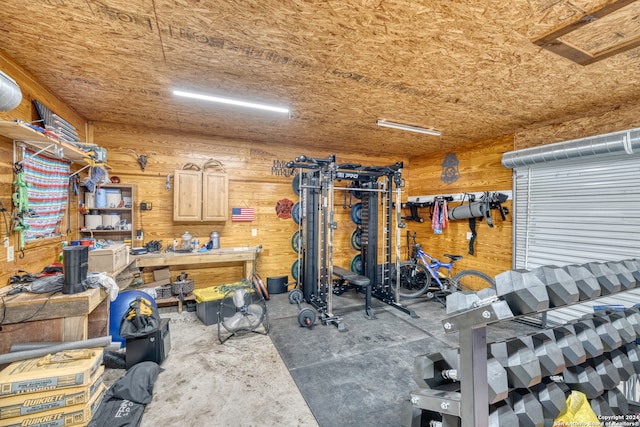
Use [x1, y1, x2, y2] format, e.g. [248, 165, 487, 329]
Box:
[298, 308, 316, 328]
[350, 254, 363, 275]
[292, 173, 300, 196]
[350, 202, 362, 225]
[289, 288, 303, 304]
[292, 201, 301, 225]
[291, 230, 301, 253]
[292, 259, 300, 281]
[350, 228, 362, 251]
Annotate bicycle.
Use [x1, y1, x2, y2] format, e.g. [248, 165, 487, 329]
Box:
[393, 233, 495, 299]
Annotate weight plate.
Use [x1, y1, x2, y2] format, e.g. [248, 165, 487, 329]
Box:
[292, 259, 300, 281]
[289, 288, 303, 304]
[350, 254, 363, 275]
[351, 187, 362, 199]
[292, 201, 301, 225]
[350, 228, 362, 251]
[291, 230, 301, 253]
[298, 308, 316, 328]
[350, 202, 362, 225]
[292, 173, 300, 196]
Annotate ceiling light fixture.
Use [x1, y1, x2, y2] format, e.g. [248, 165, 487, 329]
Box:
[173, 90, 290, 114]
[376, 119, 441, 136]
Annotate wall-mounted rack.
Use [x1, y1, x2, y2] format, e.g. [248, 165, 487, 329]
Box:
[408, 190, 512, 205]
[0, 120, 89, 164]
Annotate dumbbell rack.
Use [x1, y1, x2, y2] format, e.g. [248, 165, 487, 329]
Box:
[405, 287, 640, 427]
[407, 300, 515, 427]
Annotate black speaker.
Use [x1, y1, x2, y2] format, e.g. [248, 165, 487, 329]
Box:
[267, 275, 288, 294]
[63, 246, 88, 294]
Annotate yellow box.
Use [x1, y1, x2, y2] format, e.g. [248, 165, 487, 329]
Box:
[0, 383, 105, 427]
[0, 348, 103, 397]
[0, 366, 104, 420]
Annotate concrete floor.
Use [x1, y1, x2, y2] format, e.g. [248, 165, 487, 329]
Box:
[104, 308, 317, 427]
[103, 289, 537, 426]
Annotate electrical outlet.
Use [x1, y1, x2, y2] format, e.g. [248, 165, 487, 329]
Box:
[140, 202, 152, 210]
[252, 228, 258, 237]
[7, 245, 14, 262]
[466, 232, 473, 240]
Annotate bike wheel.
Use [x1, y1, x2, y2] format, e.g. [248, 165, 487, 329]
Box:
[451, 269, 495, 292]
[394, 261, 431, 298]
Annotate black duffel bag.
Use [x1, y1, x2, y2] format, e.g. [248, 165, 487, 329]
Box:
[119, 297, 161, 339]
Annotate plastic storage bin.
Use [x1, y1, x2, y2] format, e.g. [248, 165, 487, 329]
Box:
[193, 284, 245, 326]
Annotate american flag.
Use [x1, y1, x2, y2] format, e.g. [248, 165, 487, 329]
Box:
[232, 207, 255, 222]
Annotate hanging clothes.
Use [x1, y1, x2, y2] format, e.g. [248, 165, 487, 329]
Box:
[441, 199, 449, 230]
[432, 200, 443, 234]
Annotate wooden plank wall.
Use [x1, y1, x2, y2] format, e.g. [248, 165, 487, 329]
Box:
[3, 42, 639, 293]
[404, 135, 514, 280]
[0, 52, 87, 287]
[90, 122, 407, 289]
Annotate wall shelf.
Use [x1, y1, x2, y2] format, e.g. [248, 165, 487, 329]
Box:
[80, 184, 137, 245]
[0, 120, 89, 164]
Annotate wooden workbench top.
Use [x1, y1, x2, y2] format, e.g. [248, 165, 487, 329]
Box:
[133, 246, 262, 268]
[0, 286, 107, 325]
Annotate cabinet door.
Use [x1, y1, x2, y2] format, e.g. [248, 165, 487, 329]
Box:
[202, 172, 228, 221]
[173, 170, 203, 221]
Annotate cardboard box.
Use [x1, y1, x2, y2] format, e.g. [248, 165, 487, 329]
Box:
[0, 348, 103, 397]
[143, 268, 171, 289]
[88, 243, 129, 273]
[0, 383, 105, 427]
[0, 366, 104, 420]
[153, 268, 171, 282]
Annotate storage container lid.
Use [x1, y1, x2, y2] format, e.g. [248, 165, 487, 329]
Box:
[193, 281, 250, 303]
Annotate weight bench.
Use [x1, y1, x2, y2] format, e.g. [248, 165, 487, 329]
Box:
[332, 266, 374, 319]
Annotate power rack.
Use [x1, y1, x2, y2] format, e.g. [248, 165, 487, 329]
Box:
[287, 154, 417, 331]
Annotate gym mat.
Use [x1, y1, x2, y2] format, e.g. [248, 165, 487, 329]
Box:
[268, 291, 538, 427]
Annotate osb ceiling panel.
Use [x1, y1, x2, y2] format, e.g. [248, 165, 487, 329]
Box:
[0, 0, 639, 157]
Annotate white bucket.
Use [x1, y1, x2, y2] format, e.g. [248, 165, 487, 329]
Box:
[85, 214, 102, 229]
[84, 192, 95, 209]
[105, 189, 122, 208]
[102, 213, 121, 227]
[95, 189, 107, 208]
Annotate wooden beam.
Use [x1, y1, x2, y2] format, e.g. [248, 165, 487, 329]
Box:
[533, 0, 637, 46]
[533, 0, 639, 65]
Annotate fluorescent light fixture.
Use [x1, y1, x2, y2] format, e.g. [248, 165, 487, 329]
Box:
[173, 90, 289, 114]
[376, 119, 441, 136]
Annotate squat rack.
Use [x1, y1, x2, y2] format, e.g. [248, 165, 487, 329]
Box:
[287, 154, 416, 331]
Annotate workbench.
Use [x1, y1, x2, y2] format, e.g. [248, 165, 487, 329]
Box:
[133, 246, 262, 280]
[0, 286, 109, 357]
